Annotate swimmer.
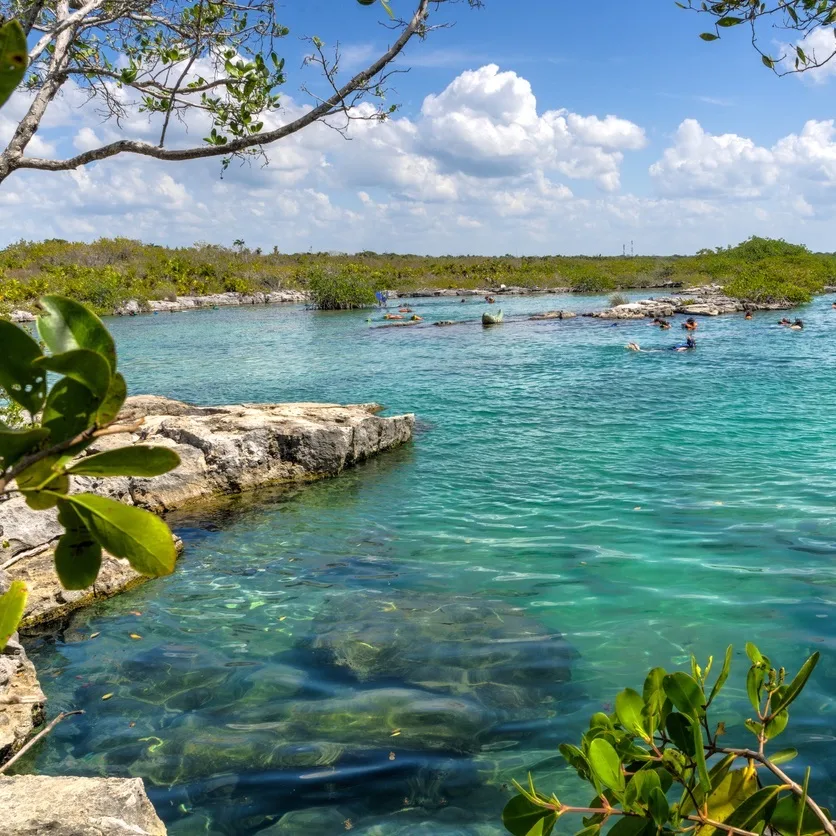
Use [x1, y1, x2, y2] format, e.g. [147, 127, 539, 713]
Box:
[485, 295, 496, 304]
[744, 310, 753, 320]
[626, 336, 696, 353]
[384, 314, 403, 321]
[398, 307, 412, 313]
[659, 319, 671, 330]
[778, 317, 791, 326]
[682, 317, 698, 332]
[410, 314, 423, 322]
[460, 298, 467, 303]
[790, 318, 804, 330]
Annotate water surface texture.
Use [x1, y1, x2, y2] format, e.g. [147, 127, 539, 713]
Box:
[21, 294, 836, 835]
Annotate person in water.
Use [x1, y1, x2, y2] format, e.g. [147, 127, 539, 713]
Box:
[744, 310, 753, 320]
[626, 336, 696, 352]
[682, 317, 698, 332]
[790, 318, 804, 330]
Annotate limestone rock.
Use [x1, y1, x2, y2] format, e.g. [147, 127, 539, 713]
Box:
[0, 775, 166, 835]
[9, 310, 36, 323]
[529, 310, 576, 320]
[0, 397, 414, 626]
[0, 628, 45, 760]
[141, 290, 308, 314]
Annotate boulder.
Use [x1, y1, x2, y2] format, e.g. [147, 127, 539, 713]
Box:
[530, 310, 576, 320]
[114, 300, 142, 316]
[0, 775, 166, 835]
[9, 310, 36, 323]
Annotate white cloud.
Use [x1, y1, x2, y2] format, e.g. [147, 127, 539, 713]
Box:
[3, 63, 836, 254]
[650, 118, 836, 208]
[782, 27, 836, 82]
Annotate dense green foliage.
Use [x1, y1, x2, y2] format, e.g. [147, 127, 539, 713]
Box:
[307, 264, 379, 310]
[0, 237, 832, 315]
[0, 296, 181, 650]
[504, 644, 831, 836]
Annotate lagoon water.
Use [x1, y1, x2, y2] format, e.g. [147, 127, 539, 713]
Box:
[19, 293, 836, 834]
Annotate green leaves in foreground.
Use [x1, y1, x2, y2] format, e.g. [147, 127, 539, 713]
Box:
[0, 20, 27, 109]
[0, 581, 27, 651]
[61, 494, 177, 578]
[0, 295, 182, 645]
[502, 644, 826, 836]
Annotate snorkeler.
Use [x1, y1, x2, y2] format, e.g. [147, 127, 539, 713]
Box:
[778, 318, 791, 326]
[744, 310, 753, 320]
[626, 336, 696, 352]
[790, 318, 804, 330]
[682, 317, 698, 332]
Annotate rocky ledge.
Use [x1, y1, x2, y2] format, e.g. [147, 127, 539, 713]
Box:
[115, 290, 308, 316]
[0, 775, 166, 835]
[587, 284, 793, 320]
[0, 397, 414, 628]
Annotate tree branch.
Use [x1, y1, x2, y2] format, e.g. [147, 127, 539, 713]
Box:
[13, 0, 432, 173]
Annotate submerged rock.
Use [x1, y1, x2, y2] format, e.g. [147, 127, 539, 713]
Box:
[529, 310, 576, 321]
[0, 775, 166, 835]
[307, 594, 577, 711]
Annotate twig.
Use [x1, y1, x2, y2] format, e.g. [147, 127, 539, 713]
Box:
[712, 747, 836, 836]
[0, 710, 84, 774]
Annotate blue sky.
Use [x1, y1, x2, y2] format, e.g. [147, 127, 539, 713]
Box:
[2, 0, 836, 254]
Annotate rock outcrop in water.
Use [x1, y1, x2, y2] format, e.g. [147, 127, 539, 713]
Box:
[114, 290, 308, 315]
[1, 397, 414, 627]
[0, 775, 167, 835]
[587, 284, 794, 320]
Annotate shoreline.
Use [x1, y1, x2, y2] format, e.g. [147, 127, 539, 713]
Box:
[8, 281, 826, 325]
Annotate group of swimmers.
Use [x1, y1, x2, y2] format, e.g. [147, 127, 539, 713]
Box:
[383, 306, 423, 322]
[778, 317, 804, 330]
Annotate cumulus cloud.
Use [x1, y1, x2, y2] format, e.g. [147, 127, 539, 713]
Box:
[3, 62, 836, 254]
[651, 118, 836, 209]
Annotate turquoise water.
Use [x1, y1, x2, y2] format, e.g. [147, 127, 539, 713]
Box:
[19, 293, 836, 835]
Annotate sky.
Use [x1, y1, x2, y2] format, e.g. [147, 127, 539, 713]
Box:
[2, 0, 836, 255]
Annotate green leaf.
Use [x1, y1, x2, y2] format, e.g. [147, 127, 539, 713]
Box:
[0, 425, 48, 470]
[34, 348, 111, 400]
[648, 786, 669, 827]
[615, 688, 647, 737]
[16, 455, 70, 509]
[764, 708, 789, 740]
[588, 738, 624, 793]
[627, 769, 661, 805]
[724, 785, 782, 832]
[702, 767, 759, 828]
[574, 827, 600, 836]
[0, 319, 47, 413]
[717, 16, 744, 26]
[501, 795, 556, 836]
[559, 743, 591, 779]
[762, 54, 775, 69]
[663, 672, 704, 718]
[55, 501, 102, 590]
[0, 580, 27, 652]
[68, 445, 180, 478]
[42, 377, 98, 443]
[607, 815, 654, 836]
[707, 645, 733, 706]
[746, 642, 764, 665]
[700, 32, 720, 41]
[692, 718, 711, 792]
[65, 493, 177, 577]
[0, 20, 27, 109]
[770, 748, 798, 766]
[770, 653, 819, 716]
[746, 665, 766, 713]
[589, 712, 614, 730]
[665, 713, 696, 757]
[771, 795, 830, 836]
[38, 295, 117, 373]
[96, 372, 127, 425]
[679, 753, 737, 817]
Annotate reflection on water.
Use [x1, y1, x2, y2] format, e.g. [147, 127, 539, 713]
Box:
[18, 293, 836, 834]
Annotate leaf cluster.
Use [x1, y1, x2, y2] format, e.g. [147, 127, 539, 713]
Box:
[0, 296, 180, 646]
[503, 645, 829, 836]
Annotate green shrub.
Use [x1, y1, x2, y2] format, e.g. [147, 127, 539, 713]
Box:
[306, 265, 376, 310]
[609, 292, 629, 307]
[503, 643, 829, 836]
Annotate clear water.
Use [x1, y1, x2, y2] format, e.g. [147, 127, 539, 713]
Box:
[18, 294, 836, 835]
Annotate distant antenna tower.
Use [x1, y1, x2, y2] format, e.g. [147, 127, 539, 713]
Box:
[631, 240, 634, 257]
[622, 243, 626, 257]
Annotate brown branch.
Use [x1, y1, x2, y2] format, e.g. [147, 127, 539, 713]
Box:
[13, 0, 432, 173]
[0, 420, 143, 494]
[713, 747, 836, 836]
[0, 711, 85, 774]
